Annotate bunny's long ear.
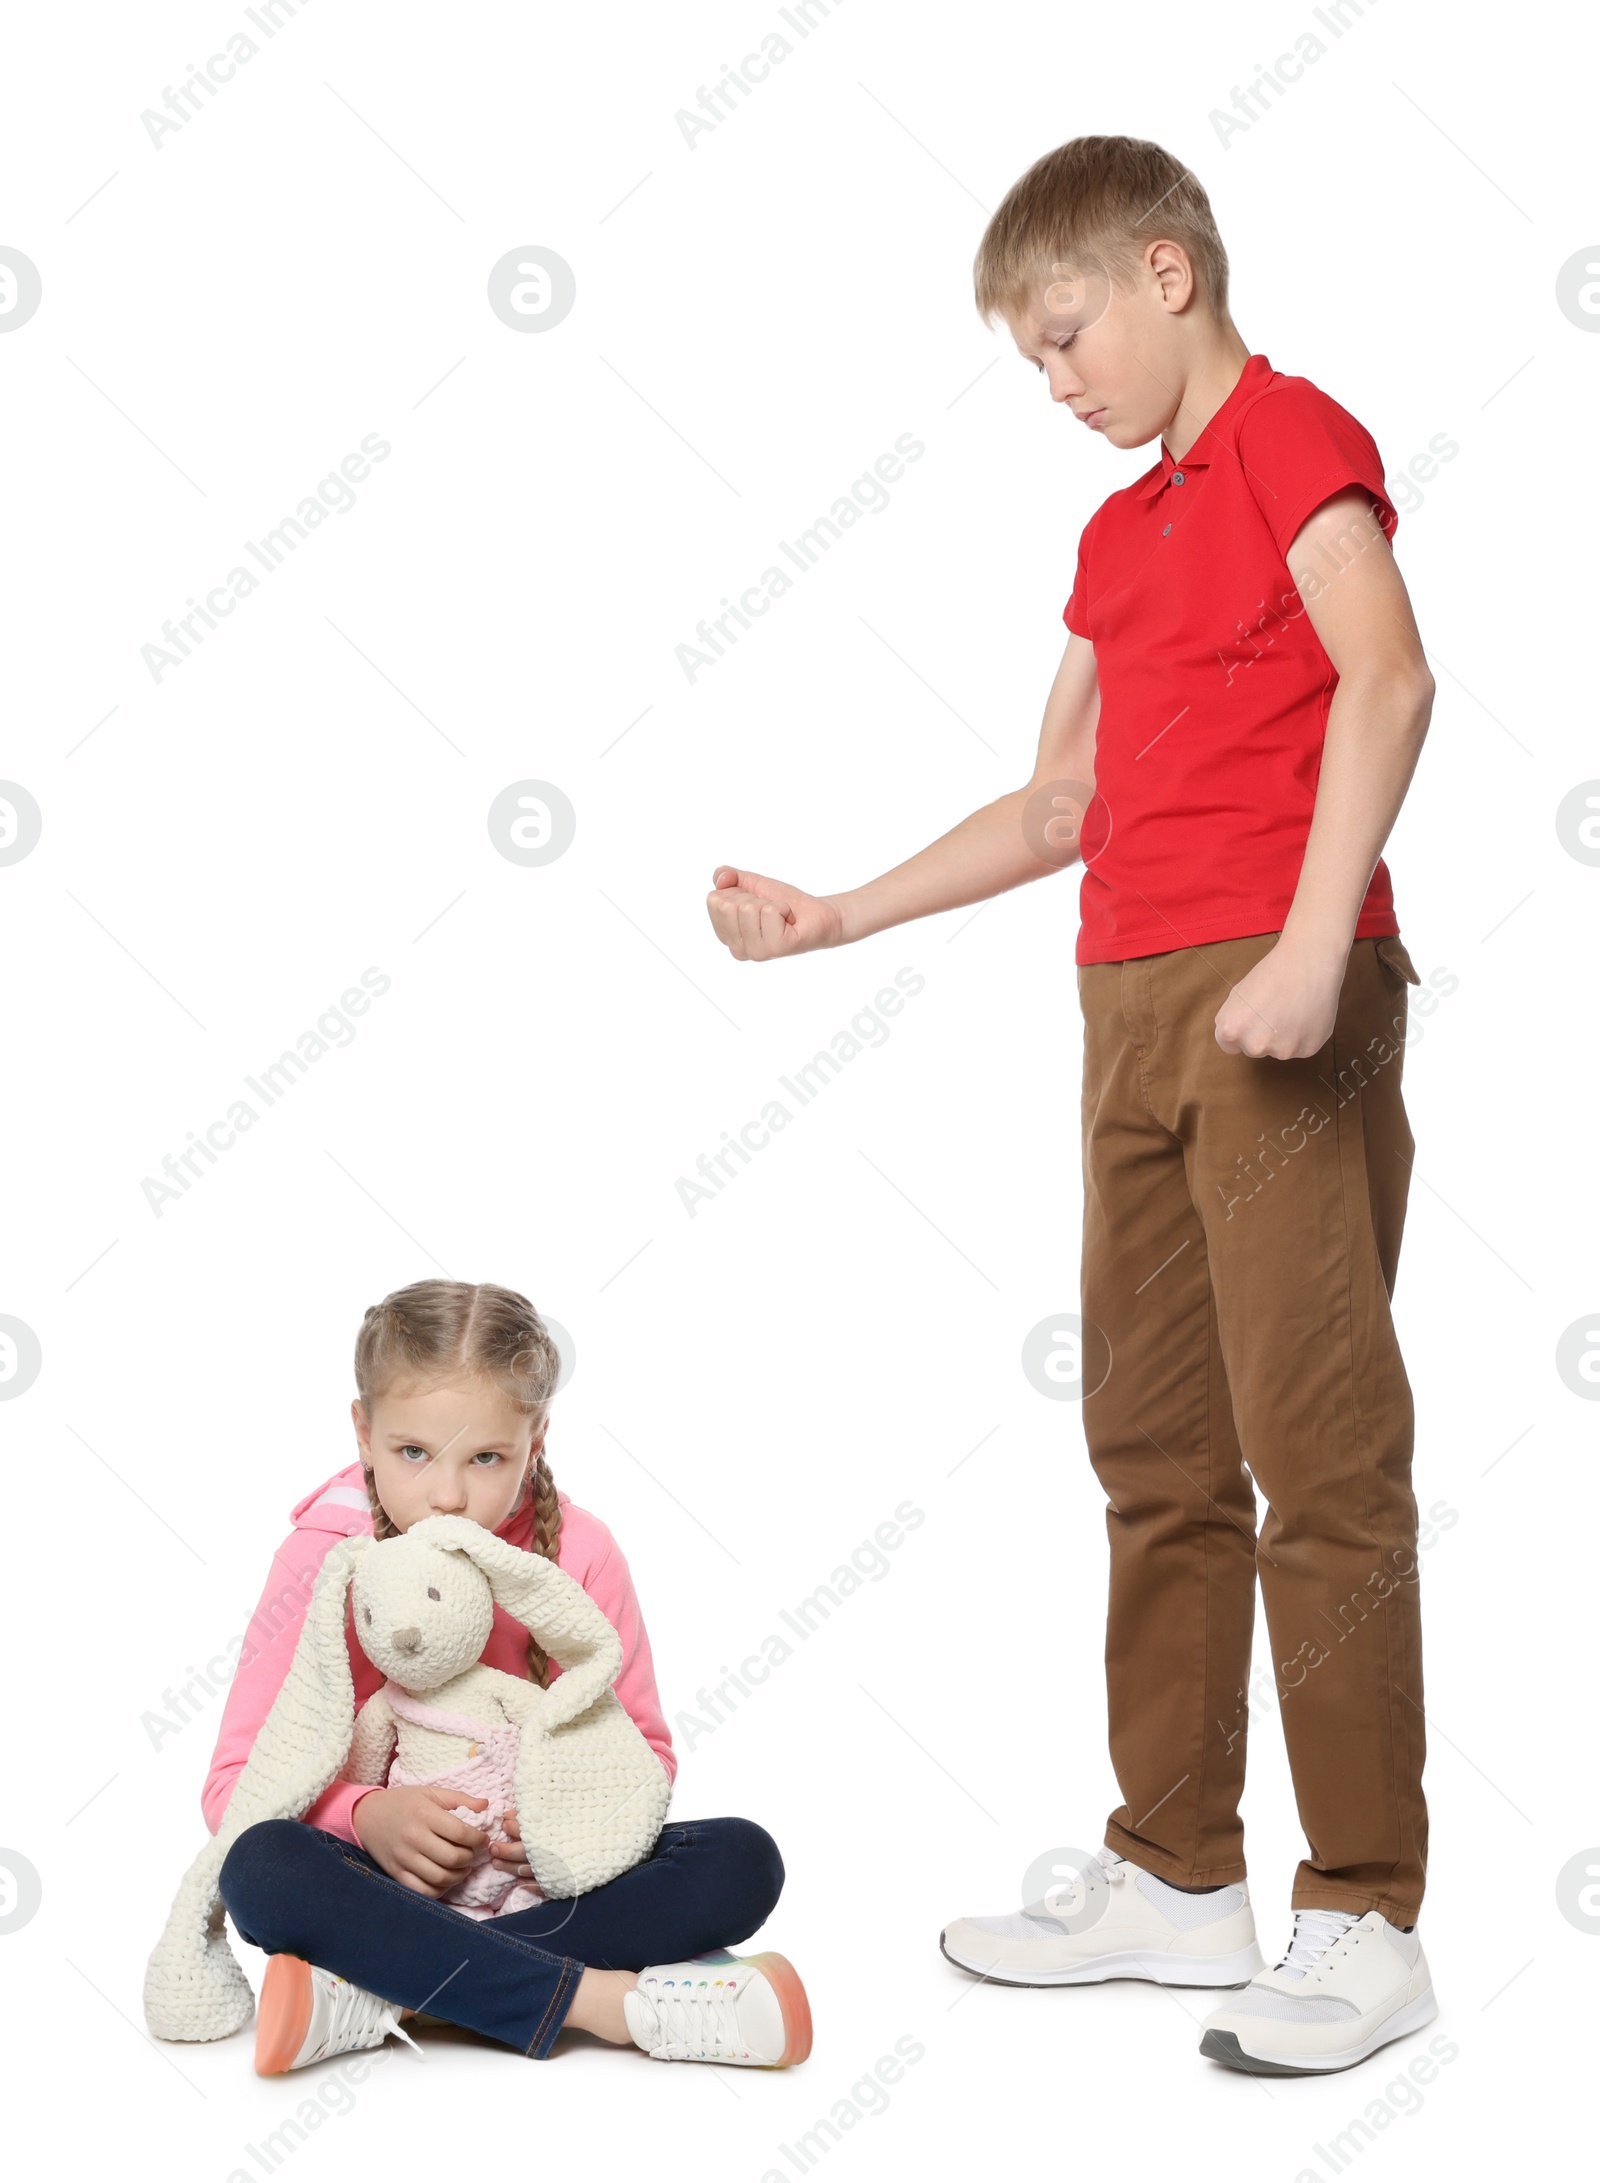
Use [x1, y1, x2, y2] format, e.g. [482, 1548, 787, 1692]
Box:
[143, 1538, 371, 2043]
[410, 1513, 622, 1726]
[409, 1514, 670, 1899]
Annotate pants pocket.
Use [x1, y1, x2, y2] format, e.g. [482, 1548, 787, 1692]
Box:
[1374, 934, 1421, 985]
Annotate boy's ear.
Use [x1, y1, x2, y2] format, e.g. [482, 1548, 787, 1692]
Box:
[1148, 237, 1196, 311]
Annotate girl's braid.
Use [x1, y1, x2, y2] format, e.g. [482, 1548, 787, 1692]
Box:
[520, 1446, 563, 1689]
[361, 1462, 402, 1543]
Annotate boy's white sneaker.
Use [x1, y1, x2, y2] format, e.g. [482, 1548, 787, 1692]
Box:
[940, 1845, 1265, 1988]
[1199, 1907, 1437, 2074]
[254, 1953, 422, 2075]
[623, 1948, 812, 2066]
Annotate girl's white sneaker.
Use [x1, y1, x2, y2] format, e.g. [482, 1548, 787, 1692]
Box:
[940, 1845, 1265, 1987]
[622, 1949, 812, 2066]
[1199, 1908, 1438, 2074]
[254, 1953, 422, 2075]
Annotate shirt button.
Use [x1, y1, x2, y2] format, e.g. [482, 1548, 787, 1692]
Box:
[1172, 471, 1185, 485]
[1163, 523, 1172, 535]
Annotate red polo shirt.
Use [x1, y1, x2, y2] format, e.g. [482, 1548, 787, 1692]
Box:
[1062, 352, 1402, 964]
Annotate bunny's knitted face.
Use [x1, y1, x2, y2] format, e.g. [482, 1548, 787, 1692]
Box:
[348, 1535, 495, 1691]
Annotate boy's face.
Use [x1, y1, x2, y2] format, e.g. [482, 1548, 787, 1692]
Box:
[1003, 246, 1188, 452]
[353, 1373, 542, 1534]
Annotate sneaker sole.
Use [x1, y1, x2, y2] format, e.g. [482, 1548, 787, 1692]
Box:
[1200, 1987, 1439, 2075]
[939, 1933, 1265, 1989]
[744, 1950, 813, 2066]
[255, 1954, 314, 2075]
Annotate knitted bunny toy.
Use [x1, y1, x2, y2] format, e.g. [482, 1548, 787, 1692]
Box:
[143, 1513, 671, 2044]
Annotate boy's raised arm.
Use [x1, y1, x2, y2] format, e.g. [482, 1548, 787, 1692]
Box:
[706, 632, 1101, 961]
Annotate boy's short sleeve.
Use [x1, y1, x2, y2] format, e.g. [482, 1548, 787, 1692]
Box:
[1061, 509, 1098, 638]
[1235, 382, 1398, 562]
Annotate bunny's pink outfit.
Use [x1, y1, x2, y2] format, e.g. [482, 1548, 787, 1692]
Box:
[202, 1461, 677, 1848]
[382, 1683, 545, 1919]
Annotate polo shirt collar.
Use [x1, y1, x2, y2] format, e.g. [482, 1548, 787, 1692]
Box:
[1136, 354, 1273, 497]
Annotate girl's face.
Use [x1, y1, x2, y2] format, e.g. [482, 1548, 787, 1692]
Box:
[353, 1373, 543, 1534]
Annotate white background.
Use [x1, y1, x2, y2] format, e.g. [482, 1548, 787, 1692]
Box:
[2, 1, 1595, 2175]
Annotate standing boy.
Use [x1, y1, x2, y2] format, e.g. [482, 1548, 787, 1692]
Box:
[704, 136, 1436, 2075]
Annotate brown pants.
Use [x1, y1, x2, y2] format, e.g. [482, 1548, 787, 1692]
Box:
[1077, 931, 1427, 1923]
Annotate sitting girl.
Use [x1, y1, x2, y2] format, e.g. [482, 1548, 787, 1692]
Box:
[210, 1278, 810, 2074]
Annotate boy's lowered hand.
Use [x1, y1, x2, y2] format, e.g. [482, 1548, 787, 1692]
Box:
[706, 866, 844, 960]
[1213, 934, 1347, 1060]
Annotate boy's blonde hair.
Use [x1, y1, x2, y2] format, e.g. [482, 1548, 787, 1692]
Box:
[973, 135, 1230, 328]
[354, 1277, 565, 1686]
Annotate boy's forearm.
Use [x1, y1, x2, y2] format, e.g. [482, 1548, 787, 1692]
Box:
[825, 784, 1072, 944]
[1280, 665, 1433, 958]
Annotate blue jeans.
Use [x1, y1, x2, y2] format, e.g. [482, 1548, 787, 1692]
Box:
[219, 1815, 785, 2059]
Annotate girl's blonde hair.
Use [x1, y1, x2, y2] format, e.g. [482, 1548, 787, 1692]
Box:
[972, 134, 1231, 329]
[354, 1278, 565, 1687]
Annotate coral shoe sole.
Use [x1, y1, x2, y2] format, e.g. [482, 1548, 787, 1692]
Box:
[741, 1950, 813, 2065]
[255, 1954, 315, 2075]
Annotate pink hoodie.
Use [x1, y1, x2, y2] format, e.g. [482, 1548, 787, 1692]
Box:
[202, 1461, 677, 1847]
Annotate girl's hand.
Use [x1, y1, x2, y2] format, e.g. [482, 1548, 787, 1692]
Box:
[351, 1786, 489, 1898]
[489, 1804, 536, 1881]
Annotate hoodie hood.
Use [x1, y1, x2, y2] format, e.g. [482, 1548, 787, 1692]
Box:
[290, 1459, 563, 1547]
[290, 1463, 374, 1537]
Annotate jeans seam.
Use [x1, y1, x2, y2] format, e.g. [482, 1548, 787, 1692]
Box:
[525, 1955, 584, 2058]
